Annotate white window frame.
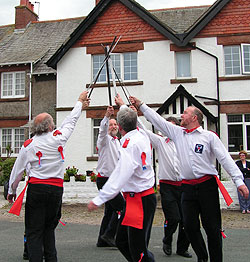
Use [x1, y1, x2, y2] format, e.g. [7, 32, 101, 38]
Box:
[224, 45, 241, 76]
[227, 114, 250, 153]
[92, 52, 138, 83]
[1, 71, 26, 98]
[1, 128, 25, 156]
[92, 119, 102, 156]
[175, 51, 191, 79]
[241, 43, 250, 75]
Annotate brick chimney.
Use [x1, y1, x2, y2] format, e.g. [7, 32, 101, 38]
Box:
[15, 0, 38, 29]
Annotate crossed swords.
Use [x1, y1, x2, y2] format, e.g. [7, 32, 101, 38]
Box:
[87, 36, 131, 106]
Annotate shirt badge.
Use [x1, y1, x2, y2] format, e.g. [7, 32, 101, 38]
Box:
[195, 144, 204, 154]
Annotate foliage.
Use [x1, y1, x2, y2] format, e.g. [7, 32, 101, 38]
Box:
[75, 174, 86, 182]
[64, 172, 70, 182]
[65, 166, 79, 176]
[0, 158, 16, 186]
[89, 172, 97, 182]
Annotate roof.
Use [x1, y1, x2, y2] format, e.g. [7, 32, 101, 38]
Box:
[0, 18, 84, 74]
[1, 0, 232, 73]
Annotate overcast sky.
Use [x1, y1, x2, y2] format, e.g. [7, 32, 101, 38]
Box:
[0, 0, 216, 26]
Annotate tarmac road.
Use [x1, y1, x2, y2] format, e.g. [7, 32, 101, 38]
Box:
[0, 220, 249, 262]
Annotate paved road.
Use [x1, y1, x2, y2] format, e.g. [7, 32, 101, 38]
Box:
[0, 220, 249, 262]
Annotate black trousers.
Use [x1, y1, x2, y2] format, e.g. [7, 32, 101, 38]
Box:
[96, 177, 125, 244]
[182, 177, 222, 262]
[116, 193, 157, 262]
[160, 182, 190, 253]
[25, 184, 63, 262]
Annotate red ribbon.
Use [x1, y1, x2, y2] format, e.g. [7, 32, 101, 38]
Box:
[184, 126, 199, 133]
[36, 151, 42, 166]
[53, 130, 62, 136]
[58, 146, 64, 161]
[138, 252, 144, 262]
[141, 152, 147, 170]
[221, 230, 227, 239]
[215, 176, 233, 206]
[122, 138, 130, 148]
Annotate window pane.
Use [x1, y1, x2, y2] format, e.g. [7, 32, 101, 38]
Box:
[124, 53, 137, 80]
[2, 129, 12, 154]
[14, 128, 25, 154]
[176, 52, 191, 78]
[93, 119, 102, 155]
[243, 44, 250, 73]
[92, 55, 106, 82]
[247, 125, 250, 151]
[228, 124, 243, 152]
[224, 46, 240, 75]
[227, 115, 242, 123]
[15, 72, 25, 96]
[109, 54, 121, 80]
[245, 114, 250, 122]
[2, 73, 13, 97]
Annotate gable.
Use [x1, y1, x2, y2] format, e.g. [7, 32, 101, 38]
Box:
[74, 0, 166, 47]
[197, 0, 250, 38]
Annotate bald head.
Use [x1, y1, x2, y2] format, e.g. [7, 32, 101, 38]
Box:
[181, 106, 203, 128]
[31, 113, 55, 135]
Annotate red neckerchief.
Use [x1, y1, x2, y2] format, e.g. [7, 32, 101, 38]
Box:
[184, 126, 199, 133]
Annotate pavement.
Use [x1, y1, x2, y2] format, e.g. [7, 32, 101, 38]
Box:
[0, 219, 250, 262]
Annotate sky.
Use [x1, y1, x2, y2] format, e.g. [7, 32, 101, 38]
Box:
[0, 0, 216, 26]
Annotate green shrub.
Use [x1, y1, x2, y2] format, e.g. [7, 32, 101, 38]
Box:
[0, 158, 16, 186]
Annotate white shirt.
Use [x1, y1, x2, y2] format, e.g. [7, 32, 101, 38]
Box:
[140, 103, 244, 188]
[138, 119, 181, 181]
[93, 125, 155, 206]
[8, 101, 83, 194]
[96, 116, 120, 177]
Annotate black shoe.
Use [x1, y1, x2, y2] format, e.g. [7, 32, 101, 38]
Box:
[23, 251, 28, 260]
[177, 250, 192, 258]
[96, 242, 113, 247]
[100, 235, 116, 247]
[163, 243, 172, 256]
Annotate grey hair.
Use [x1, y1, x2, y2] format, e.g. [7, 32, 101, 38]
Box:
[193, 107, 203, 125]
[117, 107, 137, 132]
[31, 115, 54, 135]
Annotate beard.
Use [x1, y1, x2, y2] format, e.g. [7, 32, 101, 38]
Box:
[109, 129, 118, 137]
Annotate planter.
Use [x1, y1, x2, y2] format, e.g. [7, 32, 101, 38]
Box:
[75, 174, 86, 182]
[64, 173, 70, 182]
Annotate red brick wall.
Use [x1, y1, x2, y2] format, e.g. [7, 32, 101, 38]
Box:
[197, 0, 250, 37]
[74, 0, 166, 47]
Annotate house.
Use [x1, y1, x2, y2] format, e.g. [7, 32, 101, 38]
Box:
[46, 0, 250, 179]
[0, 0, 84, 157]
[1, 0, 250, 183]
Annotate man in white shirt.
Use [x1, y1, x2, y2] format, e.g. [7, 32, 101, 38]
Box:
[138, 116, 192, 258]
[95, 106, 125, 247]
[7, 91, 90, 262]
[88, 101, 156, 262]
[130, 96, 249, 262]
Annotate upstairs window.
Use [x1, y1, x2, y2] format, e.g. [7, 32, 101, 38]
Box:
[176, 52, 191, 78]
[92, 119, 102, 155]
[224, 44, 250, 76]
[92, 52, 137, 82]
[1, 72, 25, 98]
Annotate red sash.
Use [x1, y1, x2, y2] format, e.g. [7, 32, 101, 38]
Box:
[122, 187, 155, 229]
[159, 180, 182, 186]
[182, 175, 233, 206]
[9, 177, 63, 216]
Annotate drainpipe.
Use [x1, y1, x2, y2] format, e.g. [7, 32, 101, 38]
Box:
[188, 43, 220, 137]
[29, 62, 33, 138]
[188, 43, 221, 177]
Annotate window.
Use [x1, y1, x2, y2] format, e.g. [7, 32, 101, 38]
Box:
[92, 119, 102, 155]
[176, 52, 191, 78]
[1, 128, 25, 156]
[241, 44, 250, 74]
[1, 72, 25, 98]
[224, 44, 250, 76]
[227, 114, 250, 152]
[92, 52, 137, 82]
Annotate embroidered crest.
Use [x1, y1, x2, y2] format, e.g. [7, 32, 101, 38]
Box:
[122, 138, 130, 148]
[195, 144, 204, 154]
[23, 139, 33, 148]
[53, 130, 62, 136]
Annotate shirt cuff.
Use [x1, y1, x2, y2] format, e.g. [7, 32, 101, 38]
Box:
[92, 196, 104, 206]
